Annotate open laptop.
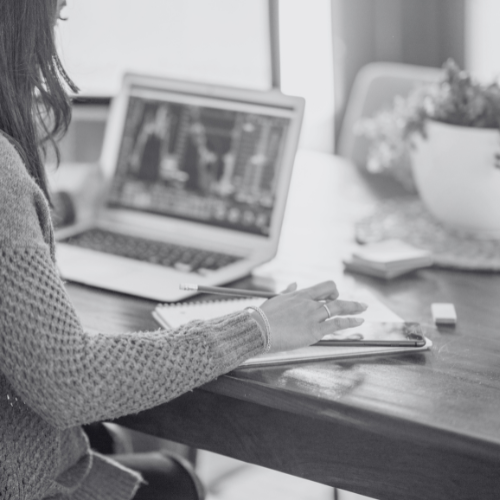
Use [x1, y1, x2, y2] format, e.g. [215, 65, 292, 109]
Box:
[56, 73, 305, 302]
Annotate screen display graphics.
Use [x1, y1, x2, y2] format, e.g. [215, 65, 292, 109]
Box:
[108, 91, 292, 236]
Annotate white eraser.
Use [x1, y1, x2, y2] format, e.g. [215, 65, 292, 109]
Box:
[431, 303, 457, 325]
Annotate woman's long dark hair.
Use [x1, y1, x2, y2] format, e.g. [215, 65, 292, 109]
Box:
[0, 0, 78, 200]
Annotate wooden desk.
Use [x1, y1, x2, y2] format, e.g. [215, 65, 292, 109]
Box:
[67, 150, 500, 500]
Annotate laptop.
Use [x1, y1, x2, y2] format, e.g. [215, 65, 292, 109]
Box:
[56, 73, 305, 302]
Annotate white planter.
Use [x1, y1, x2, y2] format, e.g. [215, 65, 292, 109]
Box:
[411, 120, 500, 239]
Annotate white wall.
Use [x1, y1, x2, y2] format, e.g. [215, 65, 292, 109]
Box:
[279, 0, 335, 152]
[465, 0, 500, 82]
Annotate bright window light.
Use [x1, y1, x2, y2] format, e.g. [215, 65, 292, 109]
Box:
[57, 0, 272, 95]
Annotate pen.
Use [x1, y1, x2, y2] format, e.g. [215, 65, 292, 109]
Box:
[179, 283, 277, 299]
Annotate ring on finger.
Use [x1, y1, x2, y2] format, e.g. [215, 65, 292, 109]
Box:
[322, 303, 332, 321]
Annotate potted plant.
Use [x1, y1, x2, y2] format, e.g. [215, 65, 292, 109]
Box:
[357, 60, 500, 239]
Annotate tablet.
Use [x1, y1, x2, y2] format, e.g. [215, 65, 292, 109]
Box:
[317, 321, 426, 347]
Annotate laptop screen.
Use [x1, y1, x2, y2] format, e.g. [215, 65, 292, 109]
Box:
[107, 86, 294, 236]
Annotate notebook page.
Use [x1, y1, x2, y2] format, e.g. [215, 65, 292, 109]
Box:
[154, 298, 265, 329]
[153, 289, 400, 329]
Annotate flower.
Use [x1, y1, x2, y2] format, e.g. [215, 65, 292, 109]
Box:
[356, 59, 500, 187]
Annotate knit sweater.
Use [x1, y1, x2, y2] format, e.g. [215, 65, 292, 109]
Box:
[0, 132, 266, 500]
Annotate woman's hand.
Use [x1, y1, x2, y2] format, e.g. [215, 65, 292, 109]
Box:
[258, 281, 367, 353]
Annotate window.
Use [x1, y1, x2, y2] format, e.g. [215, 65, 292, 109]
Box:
[57, 0, 335, 153]
[57, 0, 272, 94]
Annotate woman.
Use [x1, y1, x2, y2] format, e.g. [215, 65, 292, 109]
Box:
[0, 1, 367, 499]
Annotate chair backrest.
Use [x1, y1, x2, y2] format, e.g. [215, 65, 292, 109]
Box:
[337, 62, 444, 168]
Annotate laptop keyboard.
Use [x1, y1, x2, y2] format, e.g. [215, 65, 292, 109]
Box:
[62, 228, 241, 274]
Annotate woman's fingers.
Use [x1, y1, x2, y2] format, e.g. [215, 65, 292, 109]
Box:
[280, 282, 298, 294]
[299, 281, 339, 301]
[313, 299, 367, 337]
[317, 299, 368, 321]
[260, 280, 370, 352]
[319, 315, 365, 334]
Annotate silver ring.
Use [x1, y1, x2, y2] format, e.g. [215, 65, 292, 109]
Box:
[322, 303, 332, 320]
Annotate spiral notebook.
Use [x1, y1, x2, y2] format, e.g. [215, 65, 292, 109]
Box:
[152, 296, 432, 368]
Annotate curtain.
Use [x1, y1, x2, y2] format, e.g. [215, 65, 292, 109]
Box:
[332, 0, 466, 146]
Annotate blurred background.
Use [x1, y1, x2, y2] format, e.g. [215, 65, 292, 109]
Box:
[53, 1, 500, 499]
[56, 0, 500, 159]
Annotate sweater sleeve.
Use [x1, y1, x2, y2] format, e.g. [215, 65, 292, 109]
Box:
[0, 140, 265, 430]
[0, 243, 264, 429]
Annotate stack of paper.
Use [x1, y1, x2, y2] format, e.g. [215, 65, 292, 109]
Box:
[343, 239, 433, 279]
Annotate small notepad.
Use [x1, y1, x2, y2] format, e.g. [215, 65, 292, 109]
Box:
[153, 298, 266, 329]
[344, 239, 433, 279]
[352, 239, 432, 266]
[152, 294, 432, 368]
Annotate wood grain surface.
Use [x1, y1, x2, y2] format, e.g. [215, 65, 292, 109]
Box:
[67, 150, 500, 500]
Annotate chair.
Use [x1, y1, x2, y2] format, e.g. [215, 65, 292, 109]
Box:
[337, 62, 444, 169]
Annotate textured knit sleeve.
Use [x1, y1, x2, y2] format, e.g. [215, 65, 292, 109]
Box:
[0, 141, 265, 430]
